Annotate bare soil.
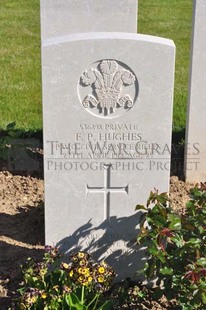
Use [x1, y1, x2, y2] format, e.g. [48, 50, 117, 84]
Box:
[0, 171, 44, 309]
[0, 164, 195, 309]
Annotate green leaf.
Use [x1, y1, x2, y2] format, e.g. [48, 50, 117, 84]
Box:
[160, 266, 173, 275]
[196, 257, 206, 267]
[147, 191, 155, 206]
[65, 293, 86, 310]
[202, 292, 206, 305]
[198, 225, 205, 234]
[152, 214, 166, 227]
[97, 300, 112, 310]
[137, 226, 149, 243]
[153, 288, 164, 300]
[168, 214, 181, 230]
[144, 259, 156, 278]
[17, 287, 25, 295]
[158, 206, 168, 220]
[186, 201, 195, 208]
[148, 246, 159, 256]
[156, 252, 167, 263]
[186, 238, 201, 247]
[199, 283, 206, 290]
[157, 193, 168, 205]
[135, 204, 147, 211]
[182, 306, 192, 310]
[170, 234, 184, 247]
[139, 213, 147, 226]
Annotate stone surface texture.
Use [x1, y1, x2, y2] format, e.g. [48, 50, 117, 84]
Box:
[185, 0, 206, 182]
[42, 32, 175, 279]
[40, 0, 137, 40]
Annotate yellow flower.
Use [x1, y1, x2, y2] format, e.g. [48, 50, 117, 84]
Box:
[62, 263, 69, 269]
[40, 269, 47, 276]
[97, 276, 104, 283]
[41, 292, 47, 299]
[72, 257, 78, 263]
[78, 252, 85, 258]
[53, 285, 59, 291]
[98, 266, 105, 274]
[81, 267, 89, 275]
[26, 297, 32, 304]
[79, 260, 85, 266]
[83, 281, 88, 286]
[31, 296, 37, 304]
[88, 276, 93, 283]
[78, 267, 83, 274]
[78, 276, 84, 283]
[69, 270, 74, 277]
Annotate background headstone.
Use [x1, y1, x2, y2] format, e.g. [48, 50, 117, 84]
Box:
[40, 0, 138, 40]
[42, 31, 175, 279]
[184, 0, 206, 182]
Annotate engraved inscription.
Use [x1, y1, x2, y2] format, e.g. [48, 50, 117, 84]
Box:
[79, 60, 138, 117]
[86, 164, 129, 223]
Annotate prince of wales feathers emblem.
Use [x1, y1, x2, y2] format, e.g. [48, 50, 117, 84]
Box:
[80, 60, 135, 116]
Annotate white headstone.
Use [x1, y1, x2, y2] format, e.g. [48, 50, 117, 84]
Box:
[42, 31, 175, 279]
[40, 0, 138, 40]
[185, 0, 206, 182]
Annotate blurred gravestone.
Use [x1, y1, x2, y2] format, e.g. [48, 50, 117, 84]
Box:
[185, 0, 206, 182]
[40, 0, 138, 40]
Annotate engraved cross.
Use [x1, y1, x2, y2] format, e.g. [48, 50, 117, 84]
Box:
[86, 164, 129, 223]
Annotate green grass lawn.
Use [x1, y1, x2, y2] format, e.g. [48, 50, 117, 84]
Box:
[0, 0, 193, 132]
[0, 0, 41, 131]
[138, 0, 193, 132]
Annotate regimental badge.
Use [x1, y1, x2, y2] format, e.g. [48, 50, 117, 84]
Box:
[79, 59, 137, 117]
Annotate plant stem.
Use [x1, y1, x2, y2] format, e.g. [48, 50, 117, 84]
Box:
[81, 285, 85, 304]
[87, 293, 99, 308]
[92, 293, 100, 310]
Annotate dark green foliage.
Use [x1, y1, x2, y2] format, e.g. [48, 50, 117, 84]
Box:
[136, 186, 206, 309]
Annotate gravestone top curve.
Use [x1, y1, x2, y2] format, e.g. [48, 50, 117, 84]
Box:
[41, 0, 138, 40]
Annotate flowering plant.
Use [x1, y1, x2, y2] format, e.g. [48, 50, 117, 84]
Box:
[12, 247, 115, 309]
[136, 185, 206, 309]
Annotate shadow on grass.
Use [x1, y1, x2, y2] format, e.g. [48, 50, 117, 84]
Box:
[0, 129, 43, 179]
